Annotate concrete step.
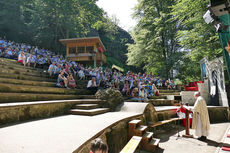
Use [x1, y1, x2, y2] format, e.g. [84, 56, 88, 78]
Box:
[159, 92, 180, 96]
[70, 108, 109, 116]
[73, 104, 99, 109]
[0, 72, 56, 82]
[0, 77, 88, 89]
[1, 64, 49, 76]
[159, 90, 180, 93]
[0, 93, 95, 103]
[0, 83, 91, 95]
[0, 58, 46, 72]
[149, 96, 167, 99]
[0, 66, 50, 78]
[149, 99, 179, 106]
[0, 78, 56, 87]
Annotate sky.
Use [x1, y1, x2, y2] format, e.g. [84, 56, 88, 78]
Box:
[96, 0, 138, 31]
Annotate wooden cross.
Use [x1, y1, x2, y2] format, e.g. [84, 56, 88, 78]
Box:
[225, 35, 230, 54]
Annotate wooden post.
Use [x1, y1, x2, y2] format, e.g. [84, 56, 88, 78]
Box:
[94, 48, 98, 68]
[182, 108, 193, 138]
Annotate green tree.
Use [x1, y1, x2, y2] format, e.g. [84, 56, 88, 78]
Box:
[127, 0, 183, 78]
[171, 0, 222, 82]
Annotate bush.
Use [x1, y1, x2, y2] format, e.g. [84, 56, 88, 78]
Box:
[95, 88, 124, 111]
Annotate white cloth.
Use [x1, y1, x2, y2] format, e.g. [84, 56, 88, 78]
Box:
[87, 80, 96, 88]
[210, 85, 216, 96]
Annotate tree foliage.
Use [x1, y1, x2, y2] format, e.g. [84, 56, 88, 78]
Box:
[128, 0, 223, 81]
[171, 0, 222, 82]
[0, 0, 132, 69]
[127, 0, 183, 78]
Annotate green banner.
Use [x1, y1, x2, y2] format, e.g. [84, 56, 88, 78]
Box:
[218, 14, 230, 80]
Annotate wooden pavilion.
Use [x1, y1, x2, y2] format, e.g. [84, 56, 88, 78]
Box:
[59, 37, 106, 66]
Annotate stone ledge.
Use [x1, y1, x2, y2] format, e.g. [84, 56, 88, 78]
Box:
[0, 99, 103, 125]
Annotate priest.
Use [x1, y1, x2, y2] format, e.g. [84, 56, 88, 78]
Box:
[192, 92, 210, 141]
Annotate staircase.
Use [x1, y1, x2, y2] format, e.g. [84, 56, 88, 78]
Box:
[70, 100, 110, 116]
[128, 119, 160, 152]
[0, 58, 109, 118]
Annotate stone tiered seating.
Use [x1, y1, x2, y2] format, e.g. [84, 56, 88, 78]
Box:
[0, 58, 109, 125]
[128, 119, 160, 152]
[127, 88, 182, 106]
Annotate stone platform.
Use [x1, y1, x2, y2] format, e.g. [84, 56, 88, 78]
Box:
[0, 102, 228, 153]
[0, 102, 148, 153]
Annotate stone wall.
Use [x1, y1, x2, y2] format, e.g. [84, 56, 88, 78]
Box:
[74, 103, 229, 153]
[76, 104, 157, 153]
[0, 101, 81, 125]
[181, 91, 196, 105]
[198, 78, 209, 104]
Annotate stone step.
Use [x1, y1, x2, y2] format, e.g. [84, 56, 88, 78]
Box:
[0, 66, 50, 78]
[1, 64, 49, 76]
[0, 62, 45, 72]
[149, 99, 179, 106]
[0, 83, 91, 95]
[0, 93, 95, 103]
[70, 108, 109, 116]
[0, 72, 56, 82]
[73, 104, 99, 109]
[0, 78, 88, 89]
[149, 96, 167, 99]
[159, 90, 180, 93]
[0, 59, 46, 72]
[0, 78, 56, 87]
[159, 92, 180, 96]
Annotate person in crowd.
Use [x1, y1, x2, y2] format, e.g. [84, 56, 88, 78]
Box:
[139, 86, 148, 102]
[122, 80, 130, 96]
[67, 74, 76, 89]
[112, 79, 120, 90]
[168, 80, 175, 90]
[87, 77, 98, 94]
[192, 92, 210, 141]
[48, 62, 57, 77]
[131, 87, 139, 101]
[18, 51, 26, 66]
[26, 54, 35, 67]
[78, 68, 85, 80]
[90, 138, 108, 153]
[57, 70, 68, 88]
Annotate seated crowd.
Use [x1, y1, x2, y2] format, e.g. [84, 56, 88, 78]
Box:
[0, 37, 176, 98]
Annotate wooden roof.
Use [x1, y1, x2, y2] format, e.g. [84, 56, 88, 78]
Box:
[59, 37, 106, 52]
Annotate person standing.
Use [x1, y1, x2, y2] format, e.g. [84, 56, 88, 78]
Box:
[192, 92, 210, 141]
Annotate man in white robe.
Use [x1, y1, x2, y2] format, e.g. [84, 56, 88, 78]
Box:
[192, 92, 210, 141]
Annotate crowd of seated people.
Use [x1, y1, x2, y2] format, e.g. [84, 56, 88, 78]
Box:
[0, 37, 177, 96]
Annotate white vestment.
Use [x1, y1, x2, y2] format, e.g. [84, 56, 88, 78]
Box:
[192, 96, 210, 137]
